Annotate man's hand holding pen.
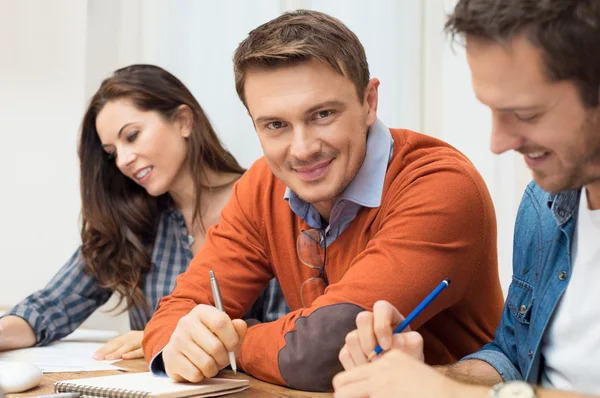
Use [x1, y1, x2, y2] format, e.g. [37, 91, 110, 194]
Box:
[162, 304, 247, 383]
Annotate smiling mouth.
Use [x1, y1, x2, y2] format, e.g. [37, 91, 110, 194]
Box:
[524, 151, 549, 160]
[294, 159, 333, 182]
[522, 151, 551, 169]
[135, 166, 153, 181]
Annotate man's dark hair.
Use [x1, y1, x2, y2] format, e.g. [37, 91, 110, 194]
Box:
[446, 0, 600, 107]
[233, 9, 369, 107]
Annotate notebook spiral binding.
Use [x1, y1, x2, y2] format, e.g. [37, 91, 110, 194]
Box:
[55, 382, 150, 398]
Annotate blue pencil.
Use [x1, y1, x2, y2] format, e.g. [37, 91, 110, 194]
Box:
[368, 279, 451, 360]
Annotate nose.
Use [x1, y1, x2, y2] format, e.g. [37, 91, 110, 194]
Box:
[490, 114, 524, 155]
[289, 125, 320, 161]
[115, 146, 137, 171]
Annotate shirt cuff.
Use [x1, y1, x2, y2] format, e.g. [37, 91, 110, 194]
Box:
[461, 349, 523, 382]
[149, 350, 168, 376]
[4, 309, 45, 346]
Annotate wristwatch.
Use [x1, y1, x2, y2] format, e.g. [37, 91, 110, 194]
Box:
[489, 381, 537, 397]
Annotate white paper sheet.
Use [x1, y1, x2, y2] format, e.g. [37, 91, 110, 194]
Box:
[0, 341, 122, 373]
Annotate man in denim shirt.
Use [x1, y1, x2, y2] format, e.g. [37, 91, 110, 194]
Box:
[333, 1, 600, 397]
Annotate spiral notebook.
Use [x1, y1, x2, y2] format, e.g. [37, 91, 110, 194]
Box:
[54, 372, 249, 398]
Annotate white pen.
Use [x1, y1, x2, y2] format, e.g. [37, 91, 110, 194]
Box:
[209, 270, 237, 374]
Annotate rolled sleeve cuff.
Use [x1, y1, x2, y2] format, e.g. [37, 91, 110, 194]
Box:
[4, 308, 47, 346]
[149, 350, 168, 376]
[461, 349, 523, 382]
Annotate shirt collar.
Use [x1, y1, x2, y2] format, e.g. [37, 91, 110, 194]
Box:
[547, 189, 580, 226]
[284, 117, 393, 211]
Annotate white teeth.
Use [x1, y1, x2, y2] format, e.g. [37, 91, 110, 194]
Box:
[526, 152, 547, 159]
[136, 167, 152, 179]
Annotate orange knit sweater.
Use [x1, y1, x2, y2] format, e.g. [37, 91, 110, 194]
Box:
[143, 128, 504, 391]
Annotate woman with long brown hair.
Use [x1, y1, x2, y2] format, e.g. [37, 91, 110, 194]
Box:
[0, 64, 288, 359]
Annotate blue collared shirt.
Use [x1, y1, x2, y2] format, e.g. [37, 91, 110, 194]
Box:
[463, 181, 580, 383]
[284, 118, 394, 244]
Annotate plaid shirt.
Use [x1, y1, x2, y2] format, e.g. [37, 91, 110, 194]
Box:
[6, 209, 289, 346]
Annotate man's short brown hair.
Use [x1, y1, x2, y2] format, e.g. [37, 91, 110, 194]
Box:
[233, 9, 369, 107]
[446, 0, 600, 107]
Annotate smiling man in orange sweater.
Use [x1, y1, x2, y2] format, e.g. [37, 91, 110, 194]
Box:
[142, 10, 503, 392]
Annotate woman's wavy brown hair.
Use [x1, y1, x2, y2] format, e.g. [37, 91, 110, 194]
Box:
[79, 64, 244, 313]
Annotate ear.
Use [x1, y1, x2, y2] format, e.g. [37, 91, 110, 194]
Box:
[363, 78, 380, 126]
[174, 105, 193, 138]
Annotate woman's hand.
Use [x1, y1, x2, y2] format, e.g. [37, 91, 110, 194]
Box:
[93, 330, 144, 360]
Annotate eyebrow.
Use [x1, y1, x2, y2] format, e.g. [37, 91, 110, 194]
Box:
[254, 100, 347, 124]
[101, 122, 136, 149]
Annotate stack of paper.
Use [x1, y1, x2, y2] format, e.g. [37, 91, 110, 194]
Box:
[0, 329, 123, 373]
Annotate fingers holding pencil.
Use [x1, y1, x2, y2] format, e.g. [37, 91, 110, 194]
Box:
[339, 279, 450, 370]
[339, 301, 422, 369]
[371, 300, 409, 352]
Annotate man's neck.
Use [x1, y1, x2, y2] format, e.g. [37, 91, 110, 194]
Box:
[312, 199, 337, 224]
[584, 180, 600, 210]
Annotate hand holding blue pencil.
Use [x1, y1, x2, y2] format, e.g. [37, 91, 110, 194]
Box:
[367, 279, 451, 361]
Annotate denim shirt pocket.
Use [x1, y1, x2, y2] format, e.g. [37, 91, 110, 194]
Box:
[507, 277, 534, 324]
[506, 276, 536, 373]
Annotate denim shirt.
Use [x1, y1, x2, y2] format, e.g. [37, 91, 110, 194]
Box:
[463, 181, 580, 383]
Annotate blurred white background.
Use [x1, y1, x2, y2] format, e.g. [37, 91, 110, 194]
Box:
[0, 0, 530, 332]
